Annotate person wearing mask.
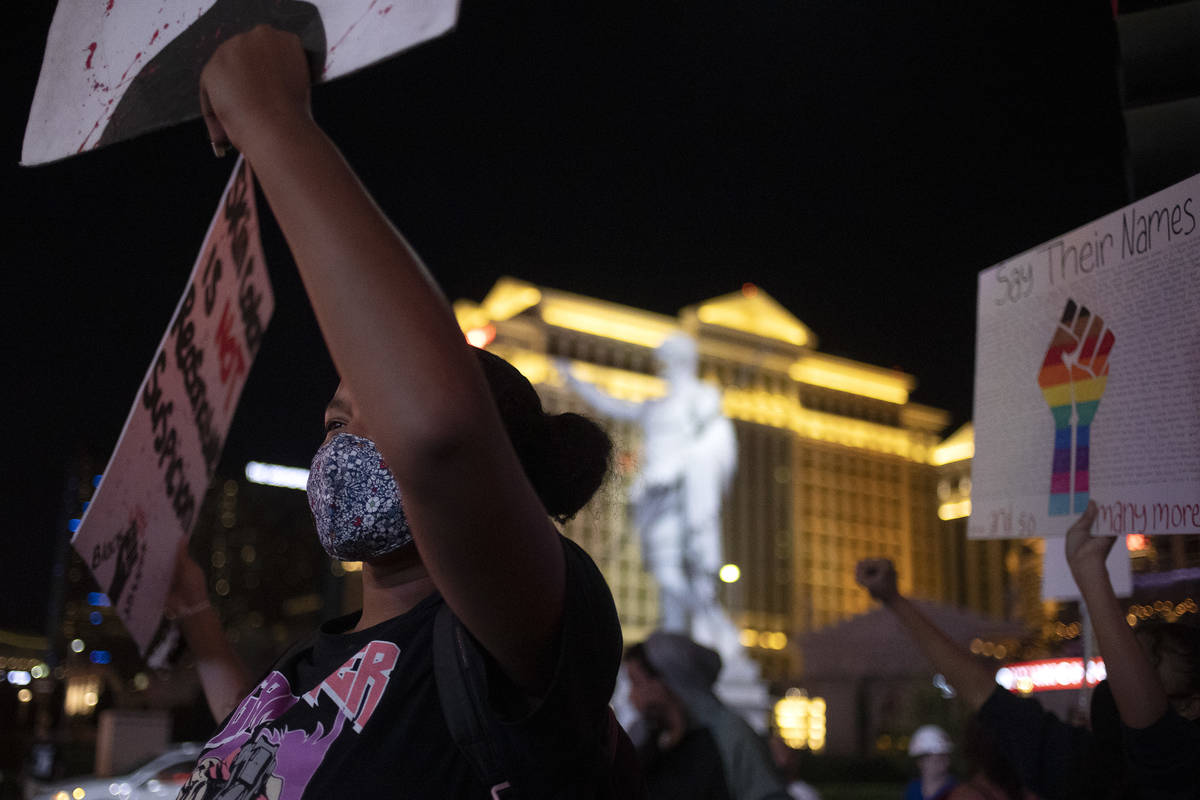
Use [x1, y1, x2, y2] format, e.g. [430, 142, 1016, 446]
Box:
[166, 24, 631, 798]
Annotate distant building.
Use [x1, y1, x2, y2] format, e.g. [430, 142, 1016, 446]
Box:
[453, 278, 1022, 683]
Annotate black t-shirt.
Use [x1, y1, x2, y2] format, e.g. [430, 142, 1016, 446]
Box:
[176, 536, 623, 799]
[977, 681, 1200, 800]
[638, 727, 731, 800]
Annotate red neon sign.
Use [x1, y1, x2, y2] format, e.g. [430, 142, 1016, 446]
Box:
[995, 658, 1106, 693]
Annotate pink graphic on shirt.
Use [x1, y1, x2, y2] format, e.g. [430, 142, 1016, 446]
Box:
[303, 640, 400, 732]
[179, 640, 400, 800]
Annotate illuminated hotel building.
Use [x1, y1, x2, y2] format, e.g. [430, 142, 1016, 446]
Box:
[455, 278, 1001, 682]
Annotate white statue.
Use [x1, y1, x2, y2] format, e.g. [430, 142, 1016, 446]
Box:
[559, 334, 742, 655]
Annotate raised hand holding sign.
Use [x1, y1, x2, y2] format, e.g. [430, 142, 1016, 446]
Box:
[23, 0, 458, 165]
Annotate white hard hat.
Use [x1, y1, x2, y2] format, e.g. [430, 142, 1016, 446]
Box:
[908, 724, 953, 757]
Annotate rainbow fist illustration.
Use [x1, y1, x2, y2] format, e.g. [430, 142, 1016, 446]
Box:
[1037, 299, 1116, 515]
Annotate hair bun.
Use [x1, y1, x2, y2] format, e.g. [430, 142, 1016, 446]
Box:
[474, 349, 612, 521]
[530, 412, 612, 522]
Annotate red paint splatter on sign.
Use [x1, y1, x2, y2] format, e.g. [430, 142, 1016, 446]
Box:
[105, 0, 114, 14]
[150, 29, 159, 45]
[85, 42, 97, 69]
[382, 5, 393, 14]
[119, 52, 143, 82]
[328, 0, 380, 56]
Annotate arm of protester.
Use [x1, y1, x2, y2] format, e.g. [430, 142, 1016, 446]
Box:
[855, 559, 997, 710]
[167, 539, 253, 722]
[199, 27, 565, 694]
[1066, 501, 1168, 729]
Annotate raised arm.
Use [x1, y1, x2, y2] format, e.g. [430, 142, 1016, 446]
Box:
[855, 559, 998, 710]
[200, 28, 565, 693]
[556, 358, 645, 421]
[167, 540, 252, 722]
[1066, 501, 1168, 729]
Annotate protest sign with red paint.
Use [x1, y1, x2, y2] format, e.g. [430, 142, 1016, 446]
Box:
[72, 157, 273, 656]
[23, 0, 459, 165]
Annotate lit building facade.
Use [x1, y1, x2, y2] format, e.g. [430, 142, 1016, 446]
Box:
[454, 278, 999, 682]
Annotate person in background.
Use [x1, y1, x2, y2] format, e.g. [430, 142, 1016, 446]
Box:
[855, 502, 1200, 800]
[625, 631, 789, 800]
[904, 724, 958, 800]
[624, 641, 731, 799]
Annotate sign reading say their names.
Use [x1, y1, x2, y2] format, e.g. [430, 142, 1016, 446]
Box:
[72, 157, 273, 656]
[23, 0, 459, 165]
[971, 171, 1200, 540]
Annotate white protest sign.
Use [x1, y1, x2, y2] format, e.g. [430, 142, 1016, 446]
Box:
[72, 157, 273, 655]
[23, 0, 459, 165]
[1041, 535, 1132, 601]
[971, 172, 1200, 540]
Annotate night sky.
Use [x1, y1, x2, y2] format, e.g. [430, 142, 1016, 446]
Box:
[3, 1, 1131, 634]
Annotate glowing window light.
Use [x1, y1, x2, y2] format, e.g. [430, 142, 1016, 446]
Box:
[70, 639, 85, 653]
[73, 787, 86, 799]
[788, 358, 911, 404]
[1126, 533, 1148, 551]
[931, 439, 975, 466]
[739, 629, 758, 647]
[17, 688, 33, 703]
[30, 664, 48, 679]
[540, 301, 676, 349]
[719, 564, 741, 583]
[245, 462, 310, 491]
[774, 690, 826, 751]
[937, 499, 972, 521]
[7, 671, 31, 686]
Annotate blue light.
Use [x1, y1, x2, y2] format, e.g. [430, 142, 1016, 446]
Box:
[89, 611, 103, 626]
[68, 519, 82, 533]
[87, 592, 111, 607]
[92, 474, 103, 488]
[82, 501, 90, 511]
[89, 650, 112, 664]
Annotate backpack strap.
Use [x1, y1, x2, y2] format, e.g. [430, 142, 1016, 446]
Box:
[432, 603, 515, 798]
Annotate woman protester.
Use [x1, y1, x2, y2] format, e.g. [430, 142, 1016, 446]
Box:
[165, 24, 634, 798]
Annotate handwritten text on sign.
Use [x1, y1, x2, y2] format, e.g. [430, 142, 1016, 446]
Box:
[72, 157, 273, 655]
[971, 170, 1200, 539]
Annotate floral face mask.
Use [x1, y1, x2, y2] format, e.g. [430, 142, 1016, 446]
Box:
[307, 433, 412, 561]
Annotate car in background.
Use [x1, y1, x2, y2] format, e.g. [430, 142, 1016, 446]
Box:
[27, 743, 201, 800]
